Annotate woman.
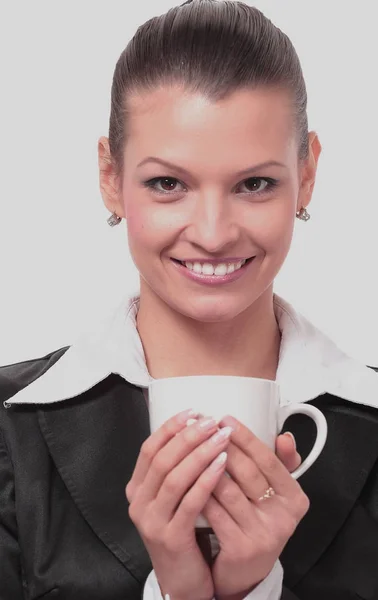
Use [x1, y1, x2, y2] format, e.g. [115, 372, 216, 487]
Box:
[1, 0, 378, 599]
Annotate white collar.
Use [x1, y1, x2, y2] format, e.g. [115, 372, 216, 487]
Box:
[4, 292, 378, 409]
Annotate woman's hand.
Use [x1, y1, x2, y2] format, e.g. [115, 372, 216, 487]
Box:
[125, 409, 233, 600]
[200, 415, 309, 600]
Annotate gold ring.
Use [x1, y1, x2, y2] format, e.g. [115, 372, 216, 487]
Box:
[258, 486, 276, 502]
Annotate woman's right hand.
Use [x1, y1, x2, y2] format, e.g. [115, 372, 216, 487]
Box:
[125, 409, 233, 600]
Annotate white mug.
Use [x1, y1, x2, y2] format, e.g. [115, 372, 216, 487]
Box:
[148, 375, 328, 528]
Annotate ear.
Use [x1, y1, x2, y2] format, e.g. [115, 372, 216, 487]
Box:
[297, 131, 322, 213]
[98, 136, 126, 219]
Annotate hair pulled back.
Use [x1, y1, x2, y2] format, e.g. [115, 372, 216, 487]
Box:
[108, 0, 308, 184]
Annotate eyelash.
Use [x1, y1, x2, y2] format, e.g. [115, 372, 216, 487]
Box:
[142, 176, 279, 198]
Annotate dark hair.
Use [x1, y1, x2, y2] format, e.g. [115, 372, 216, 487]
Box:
[108, 0, 309, 187]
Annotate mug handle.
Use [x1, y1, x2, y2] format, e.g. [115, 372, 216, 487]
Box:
[277, 403, 328, 479]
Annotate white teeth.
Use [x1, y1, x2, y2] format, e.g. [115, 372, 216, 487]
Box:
[183, 259, 247, 275]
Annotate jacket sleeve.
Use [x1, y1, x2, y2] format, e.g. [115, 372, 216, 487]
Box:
[0, 427, 24, 599]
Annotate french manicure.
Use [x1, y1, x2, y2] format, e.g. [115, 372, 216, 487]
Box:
[209, 451, 228, 472]
[201, 414, 222, 426]
[198, 416, 218, 431]
[177, 408, 199, 423]
[210, 425, 233, 444]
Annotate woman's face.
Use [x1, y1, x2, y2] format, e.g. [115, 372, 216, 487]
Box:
[100, 85, 320, 322]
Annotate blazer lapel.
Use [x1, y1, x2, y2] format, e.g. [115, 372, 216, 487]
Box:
[280, 392, 378, 587]
[37, 375, 152, 584]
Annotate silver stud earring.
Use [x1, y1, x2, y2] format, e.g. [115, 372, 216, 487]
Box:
[107, 212, 122, 227]
[108, 208, 310, 225]
[296, 207, 310, 221]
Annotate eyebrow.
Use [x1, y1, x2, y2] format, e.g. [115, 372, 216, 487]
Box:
[137, 156, 287, 177]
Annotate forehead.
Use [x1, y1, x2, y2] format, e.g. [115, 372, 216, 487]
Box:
[126, 85, 296, 162]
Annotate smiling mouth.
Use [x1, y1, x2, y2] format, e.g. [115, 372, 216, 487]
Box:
[171, 257, 255, 267]
[170, 256, 256, 279]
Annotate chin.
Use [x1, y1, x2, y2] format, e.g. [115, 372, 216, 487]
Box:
[169, 293, 252, 324]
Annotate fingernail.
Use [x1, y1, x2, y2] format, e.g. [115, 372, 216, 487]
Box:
[210, 426, 233, 444]
[198, 416, 218, 431]
[177, 408, 199, 423]
[201, 414, 221, 425]
[284, 431, 296, 449]
[186, 418, 198, 426]
[209, 451, 228, 472]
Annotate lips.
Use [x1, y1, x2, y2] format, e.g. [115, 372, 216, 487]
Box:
[171, 257, 255, 266]
[170, 255, 256, 286]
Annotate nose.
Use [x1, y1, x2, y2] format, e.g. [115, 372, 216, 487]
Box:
[185, 193, 240, 253]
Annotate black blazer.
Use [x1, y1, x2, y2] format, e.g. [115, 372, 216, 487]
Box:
[1, 346, 378, 600]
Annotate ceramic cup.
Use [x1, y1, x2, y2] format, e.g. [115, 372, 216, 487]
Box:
[148, 375, 328, 528]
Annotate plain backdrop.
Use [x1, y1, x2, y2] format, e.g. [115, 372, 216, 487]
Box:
[0, 1, 377, 367]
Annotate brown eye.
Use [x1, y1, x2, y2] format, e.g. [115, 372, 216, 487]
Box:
[237, 177, 279, 196]
[144, 177, 184, 194]
[158, 177, 179, 191]
[143, 175, 278, 197]
[241, 177, 268, 193]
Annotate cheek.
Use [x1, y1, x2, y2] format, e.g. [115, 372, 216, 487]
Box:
[125, 204, 172, 260]
[124, 205, 150, 258]
[246, 203, 294, 254]
[126, 209, 144, 238]
[125, 197, 153, 239]
[267, 211, 294, 251]
[127, 201, 182, 245]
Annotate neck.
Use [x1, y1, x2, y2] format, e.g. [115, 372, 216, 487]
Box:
[136, 282, 281, 381]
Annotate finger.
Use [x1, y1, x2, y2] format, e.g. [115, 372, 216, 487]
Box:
[171, 449, 229, 530]
[223, 440, 270, 503]
[135, 416, 221, 504]
[211, 471, 258, 529]
[275, 433, 302, 473]
[126, 408, 200, 499]
[219, 415, 301, 499]
[201, 494, 240, 546]
[155, 426, 233, 518]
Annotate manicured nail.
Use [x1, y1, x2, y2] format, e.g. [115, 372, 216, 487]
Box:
[177, 408, 199, 423]
[198, 416, 218, 431]
[284, 431, 296, 449]
[186, 418, 198, 426]
[203, 414, 222, 426]
[209, 451, 228, 472]
[210, 426, 233, 444]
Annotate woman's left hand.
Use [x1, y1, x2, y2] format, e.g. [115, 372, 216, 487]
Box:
[200, 415, 310, 600]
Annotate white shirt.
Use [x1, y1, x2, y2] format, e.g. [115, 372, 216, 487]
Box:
[4, 291, 378, 600]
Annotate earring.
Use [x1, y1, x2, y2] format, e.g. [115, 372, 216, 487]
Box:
[296, 207, 310, 221]
[107, 212, 122, 227]
[108, 208, 310, 224]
